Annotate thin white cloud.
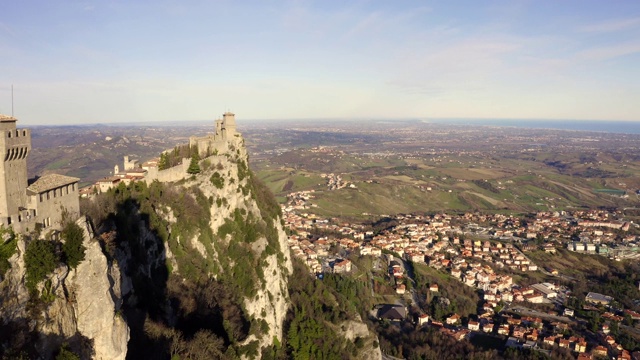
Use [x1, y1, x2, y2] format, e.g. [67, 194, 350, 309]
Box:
[342, 5, 431, 41]
[577, 17, 640, 33]
[387, 36, 522, 94]
[577, 42, 640, 61]
[343, 11, 383, 39]
[0, 22, 15, 36]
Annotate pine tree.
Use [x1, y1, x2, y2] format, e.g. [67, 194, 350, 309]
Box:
[158, 153, 168, 170]
[61, 221, 86, 269]
[187, 155, 201, 175]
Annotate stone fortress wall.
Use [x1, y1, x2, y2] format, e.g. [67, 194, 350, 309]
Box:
[145, 159, 191, 183]
[94, 112, 241, 192]
[0, 111, 241, 234]
[0, 114, 80, 234]
[188, 111, 237, 158]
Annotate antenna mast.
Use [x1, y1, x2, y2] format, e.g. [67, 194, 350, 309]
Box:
[11, 85, 14, 117]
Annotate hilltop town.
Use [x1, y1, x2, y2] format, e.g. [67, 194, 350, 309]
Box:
[283, 189, 640, 359]
[0, 112, 242, 232]
[78, 112, 241, 195]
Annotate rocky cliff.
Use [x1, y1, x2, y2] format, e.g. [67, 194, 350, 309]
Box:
[89, 133, 294, 359]
[0, 218, 129, 359]
[159, 134, 294, 351]
[0, 133, 293, 359]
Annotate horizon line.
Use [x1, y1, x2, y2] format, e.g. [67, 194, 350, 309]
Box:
[14, 116, 640, 127]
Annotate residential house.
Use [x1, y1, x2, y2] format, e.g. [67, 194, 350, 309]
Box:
[418, 314, 430, 326]
[498, 325, 510, 335]
[446, 314, 461, 325]
[333, 259, 352, 273]
[482, 323, 495, 333]
[376, 304, 406, 322]
[467, 321, 480, 331]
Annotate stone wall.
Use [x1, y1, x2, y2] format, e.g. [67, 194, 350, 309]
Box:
[145, 158, 190, 184]
[27, 184, 80, 231]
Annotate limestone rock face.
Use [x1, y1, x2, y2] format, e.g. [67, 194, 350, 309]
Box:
[73, 234, 129, 360]
[0, 235, 29, 322]
[178, 135, 293, 353]
[340, 319, 382, 360]
[0, 218, 129, 359]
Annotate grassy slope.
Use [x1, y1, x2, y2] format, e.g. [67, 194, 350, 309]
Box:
[255, 149, 640, 216]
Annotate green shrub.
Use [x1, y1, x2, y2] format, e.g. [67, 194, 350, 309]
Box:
[41, 278, 56, 303]
[25, 239, 58, 294]
[61, 222, 85, 269]
[210, 172, 224, 189]
[0, 226, 17, 277]
[237, 160, 248, 181]
[55, 344, 80, 360]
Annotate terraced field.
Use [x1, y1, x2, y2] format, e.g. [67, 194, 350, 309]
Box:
[246, 121, 640, 217]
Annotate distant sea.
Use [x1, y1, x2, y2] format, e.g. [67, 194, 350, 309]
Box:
[428, 119, 640, 135]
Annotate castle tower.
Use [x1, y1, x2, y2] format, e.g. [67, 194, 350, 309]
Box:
[222, 112, 236, 136]
[215, 119, 223, 137]
[0, 114, 31, 220]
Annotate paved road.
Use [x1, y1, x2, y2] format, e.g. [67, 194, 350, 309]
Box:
[504, 305, 575, 324]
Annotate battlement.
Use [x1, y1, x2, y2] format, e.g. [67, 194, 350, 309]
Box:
[189, 111, 241, 158]
[0, 115, 79, 234]
[0, 114, 17, 122]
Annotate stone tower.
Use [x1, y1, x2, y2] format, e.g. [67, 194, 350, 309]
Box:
[0, 114, 31, 220]
[223, 112, 236, 136]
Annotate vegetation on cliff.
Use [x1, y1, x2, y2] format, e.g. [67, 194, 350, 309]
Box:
[158, 144, 201, 170]
[259, 259, 374, 360]
[24, 238, 57, 294]
[0, 226, 16, 278]
[79, 158, 290, 359]
[61, 222, 86, 270]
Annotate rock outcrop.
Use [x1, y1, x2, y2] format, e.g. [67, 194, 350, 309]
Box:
[173, 134, 293, 351]
[0, 235, 29, 322]
[73, 221, 129, 360]
[0, 218, 129, 359]
[1, 131, 294, 358]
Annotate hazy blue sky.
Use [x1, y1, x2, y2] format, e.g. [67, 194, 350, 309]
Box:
[1, 0, 639, 125]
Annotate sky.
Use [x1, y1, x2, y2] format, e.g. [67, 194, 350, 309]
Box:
[1, 0, 639, 125]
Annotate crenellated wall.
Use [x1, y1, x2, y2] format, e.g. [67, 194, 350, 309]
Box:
[145, 157, 191, 183]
